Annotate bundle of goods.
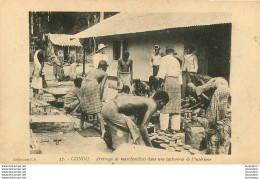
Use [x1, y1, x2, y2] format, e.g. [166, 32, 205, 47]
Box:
[206, 120, 231, 155]
[30, 99, 52, 115]
[185, 117, 209, 151]
[41, 93, 56, 102]
[188, 73, 212, 86]
[150, 130, 200, 155]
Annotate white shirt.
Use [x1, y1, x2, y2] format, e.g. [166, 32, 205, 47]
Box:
[93, 53, 109, 68]
[182, 53, 198, 73]
[157, 54, 181, 79]
[151, 54, 161, 66]
[69, 62, 77, 79]
[31, 50, 43, 90]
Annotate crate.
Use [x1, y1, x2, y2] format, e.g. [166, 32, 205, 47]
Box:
[30, 115, 75, 133]
[30, 100, 52, 115]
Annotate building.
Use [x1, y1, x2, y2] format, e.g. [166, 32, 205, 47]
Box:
[45, 33, 83, 63]
[73, 12, 232, 81]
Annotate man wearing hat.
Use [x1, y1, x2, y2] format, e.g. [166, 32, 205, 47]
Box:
[93, 43, 109, 68]
[151, 45, 162, 76]
[182, 45, 198, 98]
[149, 45, 162, 92]
[157, 46, 182, 133]
[93, 43, 109, 101]
[80, 60, 109, 137]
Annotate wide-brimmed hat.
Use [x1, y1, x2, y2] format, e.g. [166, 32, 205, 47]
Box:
[165, 46, 177, 55]
[96, 43, 108, 52]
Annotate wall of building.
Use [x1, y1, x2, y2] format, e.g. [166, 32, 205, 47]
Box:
[100, 30, 185, 80]
[97, 24, 231, 81]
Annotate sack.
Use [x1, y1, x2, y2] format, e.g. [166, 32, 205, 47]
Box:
[185, 121, 206, 150]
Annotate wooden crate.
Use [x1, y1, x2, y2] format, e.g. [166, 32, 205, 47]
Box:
[30, 115, 75, 133]
[30, 100, 52, 115]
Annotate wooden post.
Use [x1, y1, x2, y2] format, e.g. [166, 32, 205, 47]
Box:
[100, 12, 104, 21]
[120, 39, 123, 58]
[75, 46, 77, 62]
[82, 39, 86, 76]
[30, 12, 34, 35]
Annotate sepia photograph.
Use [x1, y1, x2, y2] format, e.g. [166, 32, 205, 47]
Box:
[29, 12, 232, 156]
[1, 0, 260, 167]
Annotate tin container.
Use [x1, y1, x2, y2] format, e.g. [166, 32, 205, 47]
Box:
[152, 139, 164, 148]
[176, 137, 182, 143]
[160, 143, 169, 149]
[189, 149, 199, 155]
[183, 145, 192, 150]
[169, 142, 178, 147]
[177, 142, 185, 146]
[175, 147, 185, 152]
[163, 139, 170, 144]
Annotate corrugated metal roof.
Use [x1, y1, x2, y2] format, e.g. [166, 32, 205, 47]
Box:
[46, 34, 82, 47]
[73, 12, 231, 38]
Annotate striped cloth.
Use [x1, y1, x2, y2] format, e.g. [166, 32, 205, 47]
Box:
[117, 73, 131, 90]
[80, 79, 102, 114]
[206, 85, 230, 124]
[161, 76, 181, 114]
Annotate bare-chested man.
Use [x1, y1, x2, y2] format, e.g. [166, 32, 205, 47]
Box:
[117, 50, 133, 91]
[102, 91, 169, 150]
[80, 60, 108, 137]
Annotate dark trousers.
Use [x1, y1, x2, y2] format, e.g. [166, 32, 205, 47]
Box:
[149, 65, 160, 92]
[149, 76, 159, 92]
[181, 71, 194, 98]
[152, 65, 160, 76]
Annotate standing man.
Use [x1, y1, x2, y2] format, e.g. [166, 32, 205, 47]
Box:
[93, 43, 109, 68]
[68, 58, 77, 81]
[151, 45, 162, 76]
[117, 50, 133, 92]
[31, 44, 45, 99]
[93, 43, 109, 101]
[52, 50, 61, 82]
[149, 45, 162, 92]
[157, 46, 182, 133]
[80, 60, 108, 137]
[182, 45, 198, 97]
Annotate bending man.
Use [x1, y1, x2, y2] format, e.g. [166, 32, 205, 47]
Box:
[102, 91, 169, 150]
[80, 60, 108, 137]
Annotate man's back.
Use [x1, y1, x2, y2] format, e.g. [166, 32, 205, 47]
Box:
[64, 87, 80, 105]
[114, 96, 156, 116]
[86, 68, 107, 83]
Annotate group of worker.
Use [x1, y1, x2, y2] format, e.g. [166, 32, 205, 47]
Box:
[61, 43, 230, 154]
[31, 40, 78, 99]
[31, 40, 231, 154]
